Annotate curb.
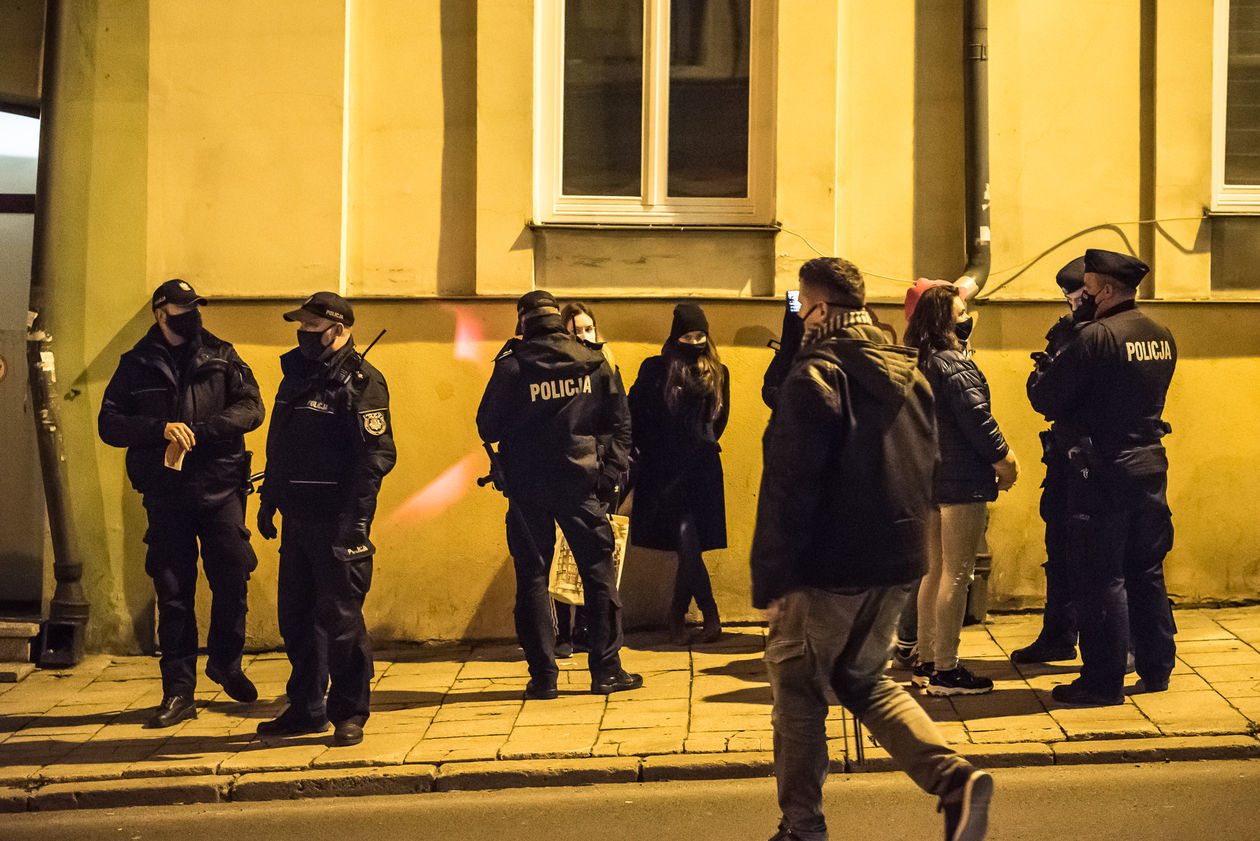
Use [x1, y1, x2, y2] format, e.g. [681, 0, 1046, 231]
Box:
[2, 735, 1257, 811]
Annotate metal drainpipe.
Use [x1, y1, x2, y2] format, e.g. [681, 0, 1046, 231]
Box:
[28, 0, 89, 667]
[956, 0, 991, 300]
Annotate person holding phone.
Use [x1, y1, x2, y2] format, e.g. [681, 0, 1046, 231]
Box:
[628, 303, 730, 644]
[905, 283, 1019, 696]
[761, 291, 805, 409]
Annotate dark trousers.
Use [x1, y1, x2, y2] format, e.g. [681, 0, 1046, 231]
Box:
[144, 495, 257, 697]
[671, 515, 718, 619]
[1067, 471, 1176, 695]
[506, 495, 623, 682]
[277, 515, 374, 725]
[1037, 466, 1078, 647]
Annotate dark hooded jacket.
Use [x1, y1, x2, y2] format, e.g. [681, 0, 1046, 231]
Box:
[919, 348, 1010, 504]
[98, 324, 264, 510]
[476, 315, 631, 509]
[750, 311, 936, 608]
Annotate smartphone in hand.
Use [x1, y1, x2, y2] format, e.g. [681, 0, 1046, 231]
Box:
[786, 290, 801, 313]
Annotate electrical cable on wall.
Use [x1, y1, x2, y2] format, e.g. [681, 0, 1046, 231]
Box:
[775, 216, 1204, 296]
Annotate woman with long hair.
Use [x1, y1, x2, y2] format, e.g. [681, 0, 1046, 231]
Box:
[628, 303, 730, 644]
[905, 284, 1019, 696]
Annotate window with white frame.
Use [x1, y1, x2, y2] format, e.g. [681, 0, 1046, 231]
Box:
[1213, 0, 1260, 212]
[535, 0, 775, 225]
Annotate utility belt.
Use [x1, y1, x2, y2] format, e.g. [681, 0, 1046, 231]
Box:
[1066, 435, 1169, 483]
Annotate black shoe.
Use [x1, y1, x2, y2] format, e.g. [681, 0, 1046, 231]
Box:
[147, 694, 197, 728]
[927, 666, 993, 696]
[524, 678, 559, 700]
[1125, 651, 1137, 675]
[1050, 680, 1123, 707]
[256, 707, 330, 737]
[1136, 676, 1169, 693]
[555, 642, 574, 659]
[205, 663, 258, 703]
[911, 660, 935, 688]
[940, 768, 993, 841]
[572, 626, 590, 654]
[332, 721, 364, 747]
[591, 669, 643, 695]
[1010, 641, 1076, 664]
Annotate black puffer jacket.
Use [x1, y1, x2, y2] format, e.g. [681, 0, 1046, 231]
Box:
[919, 348, 1009, 504]
[98, 325, 264, 510]
[750, 312, 937, 608]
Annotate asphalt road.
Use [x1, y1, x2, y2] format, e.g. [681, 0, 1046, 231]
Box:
[4, 761, 1259, 841]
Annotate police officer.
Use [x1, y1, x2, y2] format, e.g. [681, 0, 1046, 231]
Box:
[1011, 256, 1089, 664]
[1029, 249, 1177, 706]
[477, 290, 641, 699]
[256, 292, 396, 746]
[98, 279, 264, 727]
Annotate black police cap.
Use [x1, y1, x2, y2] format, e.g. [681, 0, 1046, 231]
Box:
[283, 291, 355, 326]
[517, 290, 560, 317]
[152, 279, 207, 310]
[1055, 257, 1086, 293]
[1084, 249, 1148, 288]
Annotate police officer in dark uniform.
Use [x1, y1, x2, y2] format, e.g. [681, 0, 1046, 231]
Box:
[1029, 249, 1177, 706]
[99, 279, 264, 727]
[1011, 256, 1089, 664]
[256, 292, 396, 746]
[477, 290, 641, 699]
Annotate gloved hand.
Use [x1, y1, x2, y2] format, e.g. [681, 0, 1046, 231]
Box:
[257, 499, 278, 540]
[336, 515, 371, 550]
[595, 475, 620, 511]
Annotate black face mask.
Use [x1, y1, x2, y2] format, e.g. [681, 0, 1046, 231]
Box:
[675, 340, 707, 361]
[165, 309, 202, 341]
[1074, 292, 1097, 323]
[954, 315, 974, 343]
[297, 328, 331, 361]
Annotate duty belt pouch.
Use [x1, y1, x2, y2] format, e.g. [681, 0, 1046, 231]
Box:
[333, 538, 376, 563]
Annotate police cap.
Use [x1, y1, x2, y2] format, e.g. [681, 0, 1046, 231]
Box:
[517, 290, 560, 318]
[1084, 249, 1148, 288]
[283, 291, 355, 326]
[1055, 257, 1086, 293]
[152, 279, 207, 310]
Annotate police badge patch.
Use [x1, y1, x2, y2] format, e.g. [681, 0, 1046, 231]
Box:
[361, 410, 387, 436]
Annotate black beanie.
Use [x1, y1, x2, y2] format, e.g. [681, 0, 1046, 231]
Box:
[668, 303, 709, 343]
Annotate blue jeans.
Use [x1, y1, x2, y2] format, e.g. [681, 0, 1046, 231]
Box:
[765, 585, 970, 840]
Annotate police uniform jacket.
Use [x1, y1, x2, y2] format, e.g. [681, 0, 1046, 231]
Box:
[1028, 299, 1175, 478]
[98, 325, 264, 510]
[750, 312, 936, 608]
[261, 340, 396, 524]
[919, 348, 1010, 504]
[1028, 314, 1087, 472]
[476, 317, 631, 510]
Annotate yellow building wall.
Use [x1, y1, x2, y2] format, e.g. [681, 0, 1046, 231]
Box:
[35, 1, 1260, 653]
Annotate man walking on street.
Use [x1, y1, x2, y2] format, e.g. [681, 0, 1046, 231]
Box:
[751, 258, 993, 841]
[1029, 249, 1177, 706]
[256, 292, 396, 747]
[477, 290, 641, 700]
[99, 279, 264, 727]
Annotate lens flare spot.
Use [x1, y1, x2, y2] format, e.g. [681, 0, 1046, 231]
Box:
[453, 308, 484, 363]
[388, 451, 483, 525]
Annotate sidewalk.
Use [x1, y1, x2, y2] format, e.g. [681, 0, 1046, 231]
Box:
[2, 606, 1259, 811]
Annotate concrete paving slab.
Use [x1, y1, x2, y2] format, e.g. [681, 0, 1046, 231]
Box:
[404, 735, 506, 764]
[217, 741, 329, 774]
[962, 741, 1056, 766]
[309, 732, 423, 768]
[1131, 689, 1252, 735]
[498, 723, 600, 759]
[423, 716, 516, 739]
[592, 727, 687, 757]
[641, 750, 774, 781]
[31, 773, 230, 810]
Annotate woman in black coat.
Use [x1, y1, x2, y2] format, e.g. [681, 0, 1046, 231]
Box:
[905, 284, 1019, 697]
[628, 303, 730, 644]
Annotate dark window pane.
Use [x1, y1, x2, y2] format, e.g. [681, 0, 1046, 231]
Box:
[562, 0, 643, 197]
[668, 0, 750, 198]
[1226, 0, 1260, 184]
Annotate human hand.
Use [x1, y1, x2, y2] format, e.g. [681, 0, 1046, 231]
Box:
[994, 450, 1019, 491]
[164, 422, 196, 451]
[257, 499, 278, 540]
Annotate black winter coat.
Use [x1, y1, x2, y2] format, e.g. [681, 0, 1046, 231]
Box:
[919, 348, 1010, 504]
[627, 355, 729, 552]
[98, 325, 264, 510]
[261, 340, 396, 524]
[750, 312, 936, 608]
[476, 319, 631, 510]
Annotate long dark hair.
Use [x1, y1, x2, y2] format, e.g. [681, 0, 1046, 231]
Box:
[904, 284, 963, 361]
[662, 337, 725, 422]
[560, 301, 596, 336]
